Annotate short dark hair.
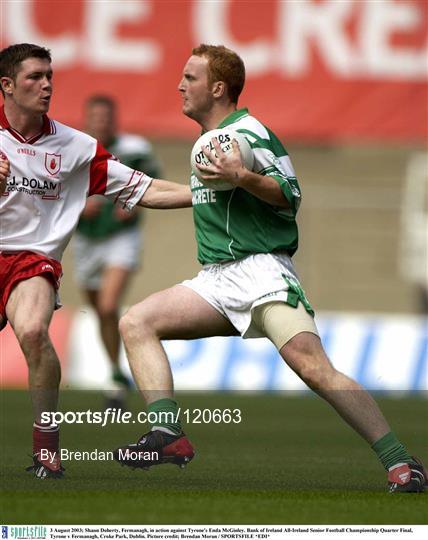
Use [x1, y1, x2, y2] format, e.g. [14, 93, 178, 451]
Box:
[0, 43, 51, 81]
[192, 44, 245, 104]
[85, 95, 117, 111]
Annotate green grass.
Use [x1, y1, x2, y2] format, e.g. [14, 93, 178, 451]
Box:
[0, 390, 427, 524]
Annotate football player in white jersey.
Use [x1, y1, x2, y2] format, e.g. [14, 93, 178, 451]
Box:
[114, 44, 427, 493]
[0, 43, 191, 479]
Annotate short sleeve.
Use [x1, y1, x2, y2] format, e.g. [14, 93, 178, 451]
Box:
[88, 142, 152, 210]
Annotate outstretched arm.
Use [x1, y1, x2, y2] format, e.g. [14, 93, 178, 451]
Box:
[137, 178, 192, 209]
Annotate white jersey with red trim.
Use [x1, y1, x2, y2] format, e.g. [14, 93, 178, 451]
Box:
[0, 108, 152, 262]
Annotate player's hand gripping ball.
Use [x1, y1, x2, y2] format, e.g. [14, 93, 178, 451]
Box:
[190, 128, 254, 191]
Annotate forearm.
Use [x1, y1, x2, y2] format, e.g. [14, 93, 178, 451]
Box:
[0, 177, 6, 196]
[197, 139, 290, 208]
[138, 179, 192, 209]
[233, 168, 290, 208]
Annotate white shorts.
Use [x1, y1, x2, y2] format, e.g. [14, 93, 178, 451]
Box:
[73, 227, 142, 290]
[181, 252, 316, 339]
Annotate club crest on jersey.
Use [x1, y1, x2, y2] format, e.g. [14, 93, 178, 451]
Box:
[45, 153, 61, 176]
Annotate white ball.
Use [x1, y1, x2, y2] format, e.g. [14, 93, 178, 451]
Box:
[190, 128, 254, 191]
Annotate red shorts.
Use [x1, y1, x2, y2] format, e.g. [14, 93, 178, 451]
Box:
[0, 251, 63, 330]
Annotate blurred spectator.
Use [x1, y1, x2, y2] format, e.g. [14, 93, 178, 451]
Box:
[399, 152, 428, 314]
[73, 95, 161, 407]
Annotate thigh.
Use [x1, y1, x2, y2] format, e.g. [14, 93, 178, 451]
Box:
[214, 252, 315, 339]
[252, 301, 319, 350]
[97, 230, 139, 307]
[83, 289, 99, 310]
[99, 267, 133, 307]
[6, 276, 56, 333]
[127, 284, 238, 340]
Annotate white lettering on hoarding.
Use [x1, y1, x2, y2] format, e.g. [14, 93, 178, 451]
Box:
[6, 1, 78, 64]
[84, 0, 161, 70]
[279, 0, 356, 76]
[3, 0, 427, 79]
[193, 0, 276, 76]
[195, 0, 427, 80]
[359, 0, 428, 78]
[4, 0, 160, 71]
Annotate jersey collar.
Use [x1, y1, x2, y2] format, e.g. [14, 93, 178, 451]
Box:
[217, 108, 249, 129]
[0, 105, 54, 144]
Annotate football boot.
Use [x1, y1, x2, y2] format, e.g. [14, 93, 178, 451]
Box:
[26, 451, 64, 479]
[114, 430, 194, 470]
[388, 458, 427, 493]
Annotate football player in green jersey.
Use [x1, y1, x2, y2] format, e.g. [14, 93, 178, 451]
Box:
[73, 95, 161, 410]
[114, 45, 426, 492]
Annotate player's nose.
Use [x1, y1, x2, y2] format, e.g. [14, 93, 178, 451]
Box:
[42, 76, 52, 89]
[178, 78, 185, 92]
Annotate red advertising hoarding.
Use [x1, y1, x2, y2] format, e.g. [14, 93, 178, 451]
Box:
[0, 0, 426, 142]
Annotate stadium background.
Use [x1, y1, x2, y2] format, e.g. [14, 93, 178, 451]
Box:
[0, 0, 427, 525]
[1, 0, 426, 392]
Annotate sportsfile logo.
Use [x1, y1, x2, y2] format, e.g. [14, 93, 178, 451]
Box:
[1, 526, 8, 539]
[7, 526, 47, 539]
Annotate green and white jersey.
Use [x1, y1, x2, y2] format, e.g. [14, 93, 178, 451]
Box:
[191, 108, 302, 265]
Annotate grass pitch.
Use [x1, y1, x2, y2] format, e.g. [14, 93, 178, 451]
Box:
[0, 390, 427, 524]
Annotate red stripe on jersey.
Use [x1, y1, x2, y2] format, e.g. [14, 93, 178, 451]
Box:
[124, 172, 144, 207]
[0, 106, 52, 144]
[25, 131, 45, 145]
[6, 127, 26, 144]
[113, 169, 136, 205]
[89, 142, 112, 195]
[0, 106, 11, 129]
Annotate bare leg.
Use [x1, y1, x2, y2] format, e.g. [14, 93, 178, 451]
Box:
[119, 285, 237, 404]
[280, 332, 391, 444]
[84, 266, 132, 368]
[6, 277, 60, 423]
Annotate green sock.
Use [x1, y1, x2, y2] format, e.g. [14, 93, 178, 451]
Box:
[371, 432, 414, 470]
[147, 398, 182, 436]
[112, 367, 129, 388]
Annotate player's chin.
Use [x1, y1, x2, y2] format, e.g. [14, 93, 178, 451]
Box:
[38, 100, 51, 113]
[182, 105, 196, 119]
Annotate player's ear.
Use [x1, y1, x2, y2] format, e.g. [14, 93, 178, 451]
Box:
[0, 77, 14, 95]
[212, 81, 226, 99]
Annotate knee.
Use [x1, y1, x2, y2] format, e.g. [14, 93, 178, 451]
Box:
[118, 309, 135, 342]
[119, 304, 156, 343]
[282, 337, 336, 391]
[15, 323, 51, 357]
[297, 361, 331, 391]
[96, 301, 118, 321]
